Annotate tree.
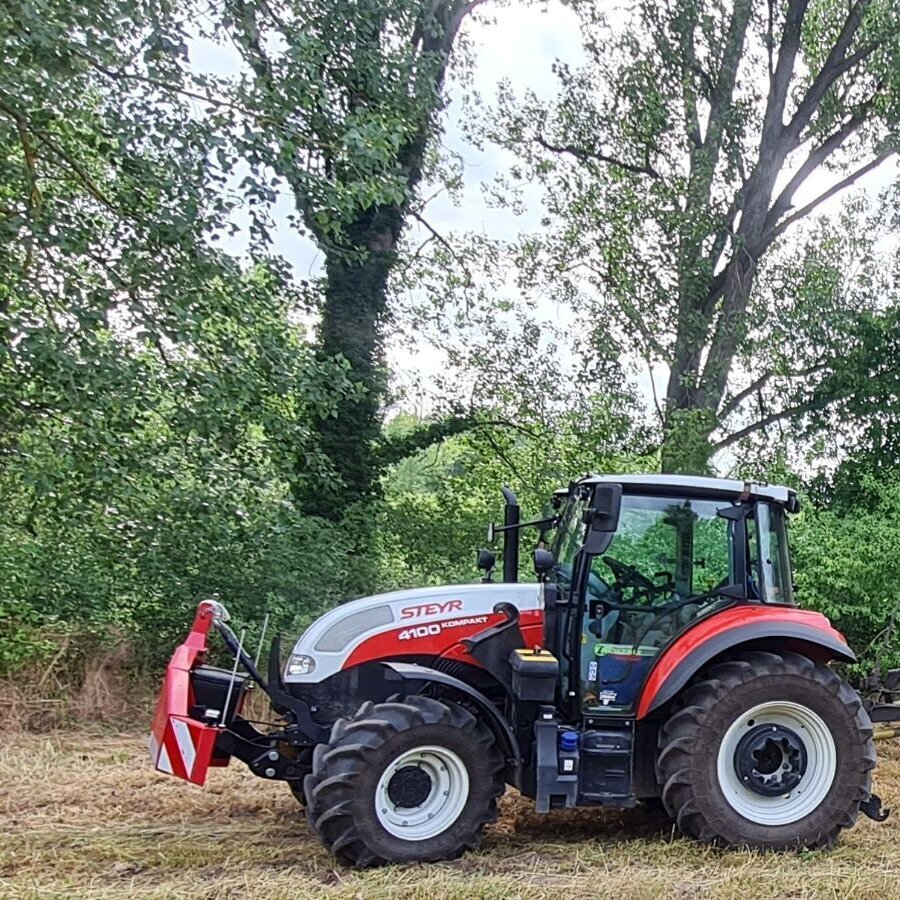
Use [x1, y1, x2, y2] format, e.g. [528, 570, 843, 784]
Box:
[217, 0, 483, 516]
[0, 0, 362, 671]
[485, 0, 900, 472]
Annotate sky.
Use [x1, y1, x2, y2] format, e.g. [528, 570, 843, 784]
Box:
[190, 2, 899, 447]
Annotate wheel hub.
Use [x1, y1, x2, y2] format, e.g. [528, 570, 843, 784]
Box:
[375, 745, 470, 841]
[734, 723, 807, 797]
[386, 765, 433, 809]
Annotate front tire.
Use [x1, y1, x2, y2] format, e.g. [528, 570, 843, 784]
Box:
[656, 651, 876, 849]
[286, 746, 314, 807]
[304, 696, 504, 867]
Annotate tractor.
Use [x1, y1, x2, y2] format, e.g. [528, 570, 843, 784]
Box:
[150, 473, 895, 867]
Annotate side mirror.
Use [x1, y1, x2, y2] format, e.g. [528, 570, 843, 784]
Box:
[584, 483, 622, 555]
[486, 522, 496, 543]
[533, 548, 556, 578]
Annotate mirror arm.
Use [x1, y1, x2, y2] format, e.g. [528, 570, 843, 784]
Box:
[491, 515, 557, 534]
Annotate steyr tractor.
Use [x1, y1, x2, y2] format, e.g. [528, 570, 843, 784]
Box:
[150, 474, 896, 867]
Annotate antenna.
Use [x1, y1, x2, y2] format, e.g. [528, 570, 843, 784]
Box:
[253, 613, 270, 669]
[220, 627, 245, 727]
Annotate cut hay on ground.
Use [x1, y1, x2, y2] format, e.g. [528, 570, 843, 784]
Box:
[3, 731, 900, 899]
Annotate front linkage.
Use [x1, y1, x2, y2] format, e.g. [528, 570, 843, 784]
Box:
[149, 600, 326, 788]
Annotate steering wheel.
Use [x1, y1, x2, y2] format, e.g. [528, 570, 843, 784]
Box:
[630, 579, 732, 648]
[603, 555, 658, 593]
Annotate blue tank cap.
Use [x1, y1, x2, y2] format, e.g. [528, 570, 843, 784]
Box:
[559, 730, 579, 752]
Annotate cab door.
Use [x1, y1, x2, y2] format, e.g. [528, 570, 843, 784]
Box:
[579, 493, 741, 713]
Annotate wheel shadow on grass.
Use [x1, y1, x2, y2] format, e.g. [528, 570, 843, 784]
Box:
[484, 788, 677, 849]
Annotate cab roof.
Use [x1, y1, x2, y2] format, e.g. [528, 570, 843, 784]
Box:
[558, 473, 794, 504]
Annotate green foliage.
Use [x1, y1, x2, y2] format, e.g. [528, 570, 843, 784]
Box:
[3, 0, 900, 700]
[207, 0, 480, 513]
[377, 399, 653, 588]
[793, 474, 900, 672]
[0, 0, 368, 671]
[660, 409, 718, 476]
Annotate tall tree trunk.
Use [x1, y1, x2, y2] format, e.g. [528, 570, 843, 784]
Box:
[300, 208, 400, 519]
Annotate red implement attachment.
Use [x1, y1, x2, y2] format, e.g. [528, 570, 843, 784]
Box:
[149, 601, 231, 786]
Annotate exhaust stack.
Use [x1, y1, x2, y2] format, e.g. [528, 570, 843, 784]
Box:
[501, 485, 519, 583]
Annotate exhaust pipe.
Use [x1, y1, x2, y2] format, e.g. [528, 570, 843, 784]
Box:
[501, 485, 520, 583]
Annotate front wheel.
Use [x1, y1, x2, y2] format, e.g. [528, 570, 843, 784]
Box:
[656, 651, 876, 849]
[304, 696, 504, 867]
[286, 747, 314, 807]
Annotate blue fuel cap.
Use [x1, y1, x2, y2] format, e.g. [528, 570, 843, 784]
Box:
[559, 730, 579, 752]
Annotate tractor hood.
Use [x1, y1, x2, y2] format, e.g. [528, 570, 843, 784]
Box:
[283, 582, 542, 685]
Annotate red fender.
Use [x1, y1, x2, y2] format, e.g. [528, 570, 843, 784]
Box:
[636, 605, 855, 719]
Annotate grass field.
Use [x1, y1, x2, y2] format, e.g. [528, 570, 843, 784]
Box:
[4, 730, 900, 899]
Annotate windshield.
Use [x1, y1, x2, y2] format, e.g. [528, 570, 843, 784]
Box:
[592, 495, 737, 604]
[550, 491, 589, 599]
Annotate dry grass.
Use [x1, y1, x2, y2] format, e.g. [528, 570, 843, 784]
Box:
[4, 733, 900, 899]
[0, 642, 148, 732]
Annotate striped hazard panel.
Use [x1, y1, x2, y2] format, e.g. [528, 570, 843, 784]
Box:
[149, 715, 219, 785]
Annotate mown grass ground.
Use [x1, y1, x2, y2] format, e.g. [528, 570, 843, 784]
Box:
[4, 731, 900, 899]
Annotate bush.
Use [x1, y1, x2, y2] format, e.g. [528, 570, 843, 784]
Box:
[792, 474, 900, 673]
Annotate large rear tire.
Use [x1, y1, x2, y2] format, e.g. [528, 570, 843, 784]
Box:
[656, 651, 876, 849]
[304, 696, 504, 867]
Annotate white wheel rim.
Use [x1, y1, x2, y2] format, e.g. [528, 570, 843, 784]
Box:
[374, 745, 470, 840]
[716, 701, 837, 826]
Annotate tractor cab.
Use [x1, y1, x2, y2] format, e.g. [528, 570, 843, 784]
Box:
[543, 475, 797, 717]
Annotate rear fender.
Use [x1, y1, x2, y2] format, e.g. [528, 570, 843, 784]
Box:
[381, 661, 521, 787]
[637, 605, 855, 719]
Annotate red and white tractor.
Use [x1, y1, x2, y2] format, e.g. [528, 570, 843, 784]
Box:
[150, 474, 894, 866]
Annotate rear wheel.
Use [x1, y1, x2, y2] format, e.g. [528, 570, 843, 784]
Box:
[656, 651, 876, 849]
[304, 696, 504, 867]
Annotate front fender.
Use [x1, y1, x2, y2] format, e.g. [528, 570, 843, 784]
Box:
[381, 661, 521, 786]
[637, 605, 855, 719]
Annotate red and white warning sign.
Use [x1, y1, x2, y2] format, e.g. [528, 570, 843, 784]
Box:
[149, 715, 218, 785]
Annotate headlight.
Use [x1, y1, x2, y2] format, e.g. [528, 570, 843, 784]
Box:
[286, 654, 316, 676]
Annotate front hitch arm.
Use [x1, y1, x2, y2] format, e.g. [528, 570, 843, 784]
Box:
[214, 619, 269, 691]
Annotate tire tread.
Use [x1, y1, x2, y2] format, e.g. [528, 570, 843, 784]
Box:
[304, 695, 504, 867]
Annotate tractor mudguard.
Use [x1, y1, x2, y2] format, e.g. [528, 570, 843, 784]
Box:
[381, 661, 521, 785]
[637, 605, 855, 719]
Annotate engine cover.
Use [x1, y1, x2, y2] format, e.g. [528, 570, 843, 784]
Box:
[284, 582, 543, 684]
